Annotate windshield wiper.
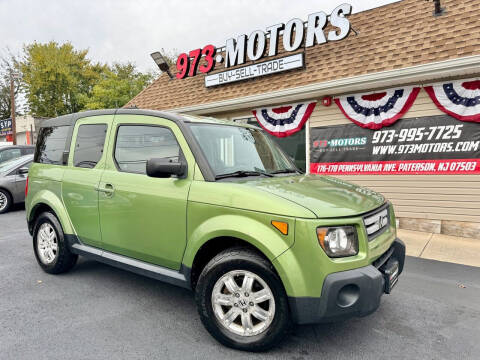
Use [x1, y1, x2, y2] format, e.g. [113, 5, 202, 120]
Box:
[215, 170, 273, 180]
[269, 168, 300, 174]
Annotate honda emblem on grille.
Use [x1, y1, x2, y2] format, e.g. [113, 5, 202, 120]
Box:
[379, 214, 388, 228]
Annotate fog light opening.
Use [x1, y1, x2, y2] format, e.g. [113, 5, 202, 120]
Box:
[337, 284, 360, 308]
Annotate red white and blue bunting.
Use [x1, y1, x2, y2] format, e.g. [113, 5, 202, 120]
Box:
[252, 101, 317, 137]
[424, 78, 480, 123]
[335, 86, 421, 130]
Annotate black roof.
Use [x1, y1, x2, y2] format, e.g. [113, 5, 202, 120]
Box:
[39, 109, 187, 128]
[37, 109, 219, 182]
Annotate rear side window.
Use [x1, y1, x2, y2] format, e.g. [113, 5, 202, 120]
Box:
[0, 148, 21, 163]
[114, 125, 180, 174]
[73, 124, 108, 168]
[35, 126, 69, 165]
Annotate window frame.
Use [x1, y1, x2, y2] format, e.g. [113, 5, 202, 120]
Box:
[72, 123, 108, 169]
[112, 123, 185, 175]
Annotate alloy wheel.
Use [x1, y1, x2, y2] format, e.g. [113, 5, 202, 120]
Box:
[0, 192, 7, 212]
[37, 223, 58, 264]
[211, 270, 275, 337]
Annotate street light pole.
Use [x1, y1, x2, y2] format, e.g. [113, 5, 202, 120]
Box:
[10, 73, 17, 145]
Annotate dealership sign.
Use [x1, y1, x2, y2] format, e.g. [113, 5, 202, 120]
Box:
[310, 115, 480, 175]
[0, 118, 12, 135]
[205, 53, 303, 87]
[175, 4, 353, 85]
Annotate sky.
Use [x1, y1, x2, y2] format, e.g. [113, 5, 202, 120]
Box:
[0, 0, 400, 72]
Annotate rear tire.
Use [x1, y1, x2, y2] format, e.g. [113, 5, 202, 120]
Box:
[195, 247, 290, 352]
[0, 189, 12, 214]
[33, 212, 78, 274]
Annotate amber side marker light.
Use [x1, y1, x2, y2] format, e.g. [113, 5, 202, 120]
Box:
[271, 221, 288, 235]
[316, 227, 328, 249]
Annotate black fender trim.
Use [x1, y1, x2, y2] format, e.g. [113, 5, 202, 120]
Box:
[65, 234, 192, 290]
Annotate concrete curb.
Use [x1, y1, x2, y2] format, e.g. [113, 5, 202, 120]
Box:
[398, 229, 480, 268]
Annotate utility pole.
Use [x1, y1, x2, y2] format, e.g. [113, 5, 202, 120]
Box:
[10, 73, 17, 145]
[30, 124, 34, 145]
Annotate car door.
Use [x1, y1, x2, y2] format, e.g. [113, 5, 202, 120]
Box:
[61, 115, 112, 248]
[98, 114, 194, 270]
[13, 160, 32, 202]
[1, 165, 18, 202]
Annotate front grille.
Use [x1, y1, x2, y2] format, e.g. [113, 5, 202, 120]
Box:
[363, 203, 390, 241]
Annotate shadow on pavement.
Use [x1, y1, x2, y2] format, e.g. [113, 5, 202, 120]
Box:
[7, 202, 26, 213]
[70, 257, 359, 356]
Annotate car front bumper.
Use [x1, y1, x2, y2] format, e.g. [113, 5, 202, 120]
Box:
[289, 238, 405, 324]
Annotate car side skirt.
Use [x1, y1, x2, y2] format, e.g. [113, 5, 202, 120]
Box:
[66, 235, 192, 290]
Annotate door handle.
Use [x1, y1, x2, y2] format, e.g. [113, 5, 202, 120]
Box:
[95, 184, 115, 195]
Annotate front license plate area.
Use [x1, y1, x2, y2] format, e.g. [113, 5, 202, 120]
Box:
[381, 258, 399, 294]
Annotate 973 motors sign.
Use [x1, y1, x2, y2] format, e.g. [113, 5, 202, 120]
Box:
[174, 4, 352, 86]
[310, 115, 480, 175]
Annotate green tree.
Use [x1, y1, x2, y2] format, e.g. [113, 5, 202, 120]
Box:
[20, 41, 105, 117]
[83, 63, 155, 109]
[0, 51, 23, 120]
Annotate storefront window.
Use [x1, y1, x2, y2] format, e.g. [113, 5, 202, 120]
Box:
[232, 117, 306, 172]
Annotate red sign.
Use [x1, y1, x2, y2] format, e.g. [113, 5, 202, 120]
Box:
[310, 115, 480, 176]
[310, 159, 480, 175]
[176, 45, 216, 79]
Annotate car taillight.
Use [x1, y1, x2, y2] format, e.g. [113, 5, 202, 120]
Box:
[25, 177, 29, 197]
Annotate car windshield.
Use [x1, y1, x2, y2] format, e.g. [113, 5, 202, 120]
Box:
[188, 123, 297, 178]
[0, 155, 31, 173]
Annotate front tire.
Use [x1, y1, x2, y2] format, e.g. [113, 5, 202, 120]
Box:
[33, 212, 78, 274]
[195, 248, 290, 352]
[0, 189, 12, 214]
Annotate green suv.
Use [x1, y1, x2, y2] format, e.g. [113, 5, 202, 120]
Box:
[26, 109, 405, 351]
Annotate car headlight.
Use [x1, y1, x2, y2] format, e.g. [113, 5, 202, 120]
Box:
[316, 226, 358, 258]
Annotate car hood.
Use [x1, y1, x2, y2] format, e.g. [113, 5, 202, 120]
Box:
[238, 175, 385, 218]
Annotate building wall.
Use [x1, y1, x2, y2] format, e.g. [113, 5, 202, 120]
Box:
[209, 88, 480, 238]
[15, 116, 36, 135]
[309, 89, 480, 231]
[0, 115, 37, 145]
[0, 132, 32, 145]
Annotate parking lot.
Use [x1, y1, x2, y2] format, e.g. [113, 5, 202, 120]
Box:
[1, 206, 480, 360]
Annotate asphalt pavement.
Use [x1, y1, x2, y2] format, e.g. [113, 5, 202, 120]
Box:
[1, 206, 479, 359]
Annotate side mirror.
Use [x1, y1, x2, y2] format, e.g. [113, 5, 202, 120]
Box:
[146, 158, 187, 179]
[18, 167, 29, 175]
